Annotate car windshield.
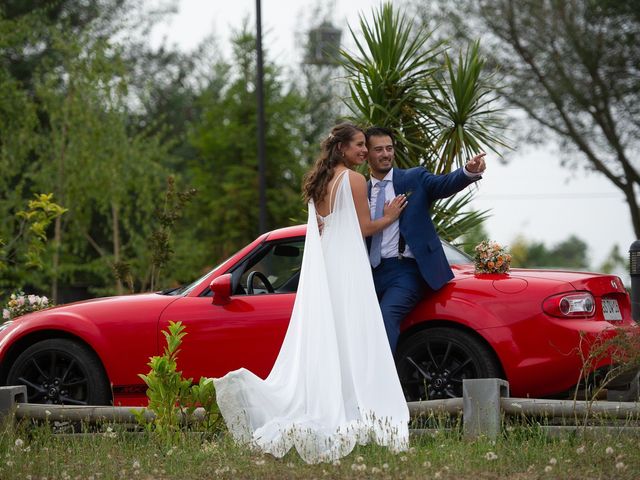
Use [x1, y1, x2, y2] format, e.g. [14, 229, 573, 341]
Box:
[160, 255, 235, 296]
[442, 240, 473, 265]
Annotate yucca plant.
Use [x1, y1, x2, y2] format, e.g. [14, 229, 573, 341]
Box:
[339, 2, 508, 241]
[428, 41, 509, 174]
[340, 3, 442, 170]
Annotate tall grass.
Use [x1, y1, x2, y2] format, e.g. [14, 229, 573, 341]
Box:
[1, 417, 638, 479]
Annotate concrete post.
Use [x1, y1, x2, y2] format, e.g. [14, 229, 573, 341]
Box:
[630, 240, 640, 323]
[463, 378, 510, 440]
[0, 385, 27, 421]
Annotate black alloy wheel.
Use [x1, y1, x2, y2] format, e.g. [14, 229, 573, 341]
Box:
[6, 338, 111, 405]
[396, 327, 502, 401]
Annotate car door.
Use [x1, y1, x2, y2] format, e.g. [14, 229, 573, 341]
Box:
[158, 238, 304, 381]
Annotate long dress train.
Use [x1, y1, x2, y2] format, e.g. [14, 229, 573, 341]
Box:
[213, 172, 409, 463]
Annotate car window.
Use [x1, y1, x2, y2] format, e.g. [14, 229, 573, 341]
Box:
[237, 239, 305, 295]
[442, 241, 473, 265]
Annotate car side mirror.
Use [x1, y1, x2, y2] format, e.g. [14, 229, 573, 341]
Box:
[210, 274, 232, 305]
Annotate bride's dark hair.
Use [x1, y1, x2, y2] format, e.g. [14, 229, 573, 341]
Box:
[302, 122, 364, 204]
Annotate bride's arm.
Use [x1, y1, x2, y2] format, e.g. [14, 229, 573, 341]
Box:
[349, 171, 406, 237]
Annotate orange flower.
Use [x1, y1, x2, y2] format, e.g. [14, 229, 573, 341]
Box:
[487, 261, 495, 269]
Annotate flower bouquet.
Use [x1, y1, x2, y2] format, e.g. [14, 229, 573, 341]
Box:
[474, 240, 511, 274]
[2, 291, 50, 322]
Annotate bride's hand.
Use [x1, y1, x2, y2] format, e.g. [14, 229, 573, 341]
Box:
[383, 194, 407, 221]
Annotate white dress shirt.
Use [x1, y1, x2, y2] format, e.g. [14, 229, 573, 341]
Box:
[369, 171, 414, 260]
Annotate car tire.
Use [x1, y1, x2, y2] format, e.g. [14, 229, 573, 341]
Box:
[396, 327, 502, 401]
[6, 338, 111, 405]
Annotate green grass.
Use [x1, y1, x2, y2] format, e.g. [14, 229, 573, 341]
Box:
[0, 418, 639, 479]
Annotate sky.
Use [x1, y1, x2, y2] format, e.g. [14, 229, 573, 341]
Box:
[149, 0, 635, 282]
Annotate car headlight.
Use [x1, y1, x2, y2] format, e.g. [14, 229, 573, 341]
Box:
[543, 292, 596, 318]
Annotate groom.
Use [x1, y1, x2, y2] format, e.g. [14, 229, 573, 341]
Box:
[365, 126, 486, 353]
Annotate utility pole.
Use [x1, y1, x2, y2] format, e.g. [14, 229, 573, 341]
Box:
[256, 0, 267, 233]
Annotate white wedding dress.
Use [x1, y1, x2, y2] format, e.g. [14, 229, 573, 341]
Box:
[213, 171, 409, 463]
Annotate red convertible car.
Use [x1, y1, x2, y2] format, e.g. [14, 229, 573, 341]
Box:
[0, 225, 636, 406]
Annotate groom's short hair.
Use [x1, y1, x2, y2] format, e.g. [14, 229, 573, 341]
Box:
[365, 126, 395, 144]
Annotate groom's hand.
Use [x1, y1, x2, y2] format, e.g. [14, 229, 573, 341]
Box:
[465, 152, 486, 174]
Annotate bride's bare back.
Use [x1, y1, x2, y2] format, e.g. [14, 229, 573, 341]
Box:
[314, 168, 351, 218]
[315, 169, 407, 237]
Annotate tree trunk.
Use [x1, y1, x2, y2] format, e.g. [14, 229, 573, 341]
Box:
[624, 183, 640, 240]
[112, 201, 122, 295]
[51, 215, 61, 303]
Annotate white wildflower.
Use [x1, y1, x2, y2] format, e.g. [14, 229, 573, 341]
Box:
[576, 446, 585, 454]
[616, 462, 625, 470]
[484, 451, 498, 461]
[14, 438, 24, 448]
[549, 457, 557, 465]
[605, 447, 614, 455]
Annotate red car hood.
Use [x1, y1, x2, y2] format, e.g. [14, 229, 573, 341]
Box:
[7, 292, 178, 326]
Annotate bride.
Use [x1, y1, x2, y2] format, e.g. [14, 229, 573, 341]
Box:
[213, 123, 409, 463]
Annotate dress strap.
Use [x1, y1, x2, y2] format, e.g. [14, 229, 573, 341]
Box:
[328, 170, 349, 215]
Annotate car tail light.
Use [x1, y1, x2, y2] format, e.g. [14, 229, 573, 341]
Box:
[543, 292, 596, 318]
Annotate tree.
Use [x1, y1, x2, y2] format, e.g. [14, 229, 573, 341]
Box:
[510, 234, 589, 269]
[339, 3, 505, 242]
[599, 243, 627, 274]
[187, 25, 307, 264]
[0, 194, 66, 297]
[412, 0, 640, 239]
[0, 3, 202, 299]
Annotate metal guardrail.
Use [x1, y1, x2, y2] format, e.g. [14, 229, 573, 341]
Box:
[1, 379, 640, 440]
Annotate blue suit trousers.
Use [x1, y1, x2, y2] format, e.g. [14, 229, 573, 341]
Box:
[372, 258, 426, 354]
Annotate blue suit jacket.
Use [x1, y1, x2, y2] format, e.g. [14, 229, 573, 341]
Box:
[368, 166, 479, 291]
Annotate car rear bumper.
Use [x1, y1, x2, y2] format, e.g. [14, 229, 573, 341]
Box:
[482, 319, 639, 398]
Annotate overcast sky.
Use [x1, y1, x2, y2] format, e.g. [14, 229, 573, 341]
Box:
[149, 0, 635, 281]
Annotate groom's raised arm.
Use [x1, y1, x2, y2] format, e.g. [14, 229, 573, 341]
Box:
[419, 153, 486, 199]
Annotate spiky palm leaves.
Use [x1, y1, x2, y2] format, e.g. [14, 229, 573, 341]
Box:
[340, 3, 507, 242]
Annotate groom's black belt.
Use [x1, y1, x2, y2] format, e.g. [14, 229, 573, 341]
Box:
[380, 256, 416, 263]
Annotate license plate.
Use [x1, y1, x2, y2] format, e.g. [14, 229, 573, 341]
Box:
[602, 299, 622, 321]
